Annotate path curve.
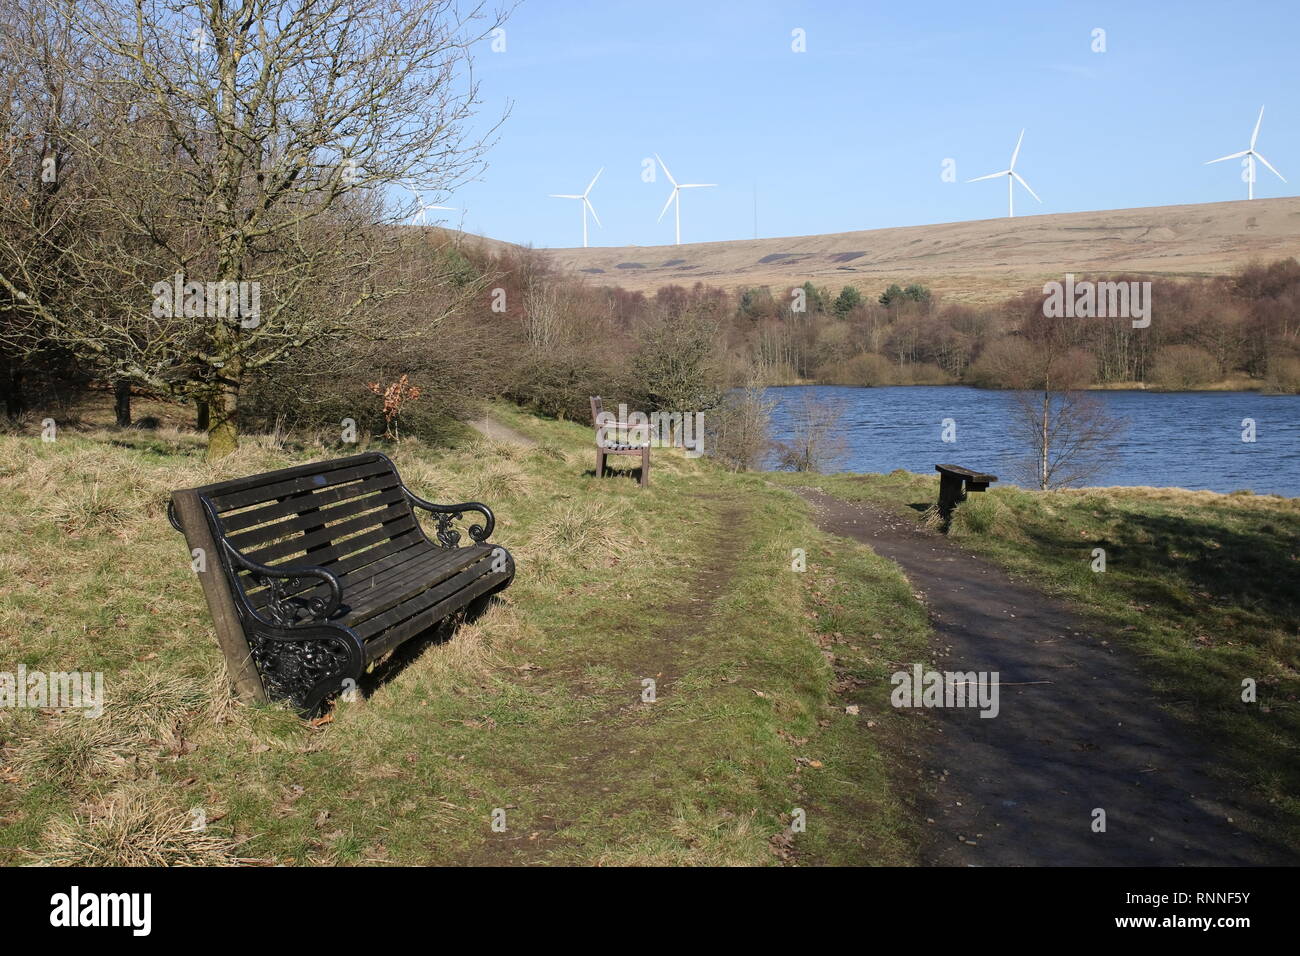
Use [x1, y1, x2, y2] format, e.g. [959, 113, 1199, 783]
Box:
[468, 415, 537, 447]
[796, 487, 1295, 866]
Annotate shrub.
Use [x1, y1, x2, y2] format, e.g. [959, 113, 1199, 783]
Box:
[1264, 355, 1300, 393]
[708, 385, 773, 471]
[1150, 345, 1220, 389]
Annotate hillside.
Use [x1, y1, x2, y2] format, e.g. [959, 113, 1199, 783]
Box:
[542, 197, 1300, 304]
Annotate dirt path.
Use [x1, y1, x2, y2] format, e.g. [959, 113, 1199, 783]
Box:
[796, 488, 1296, 866]
[467, 493, 748, 865]
[467, 415, 536, 447]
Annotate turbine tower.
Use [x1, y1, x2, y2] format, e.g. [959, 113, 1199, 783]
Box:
[655, 153, 715, 245]
[549, 168, 603, 247]
[1205, 106, 1287, 200]
[967, 129, 1041, 218]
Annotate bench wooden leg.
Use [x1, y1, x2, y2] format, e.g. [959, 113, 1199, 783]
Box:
[937, 473, 966, 526]
[640, 447, 650, 487]
[595, 447, 606, 479]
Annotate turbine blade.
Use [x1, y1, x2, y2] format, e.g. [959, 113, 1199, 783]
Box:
[655, 153, 678, 187]
[657, 188, 676, 222]
[1251, 106, 1264, 148]
[679, 183, 717, 188]
[966, 170, 1009, 182]
[585, 167, 604, 197]
[549, 194, 583, 199]
[1254, 151, 1287, 182]
[1204, 150, 1249, 165]
[585, 198, 602, 228]
[1010, 129, 1025, 169]
[1012, 170, 1041, 202]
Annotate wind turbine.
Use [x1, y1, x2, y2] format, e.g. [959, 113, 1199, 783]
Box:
[1205, 106, 1287, 200]
[410, 198, 456, 226]
[655, 153, 715, 245]
[967, 129, 1041, 218]
[549, 167, 603, 247]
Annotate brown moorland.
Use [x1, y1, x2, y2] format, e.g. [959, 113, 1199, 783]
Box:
[541, 197, 1300, 303]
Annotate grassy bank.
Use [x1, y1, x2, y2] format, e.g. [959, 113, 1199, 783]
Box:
[769, 470, 1300, 842]
[0, 406, 929, 865]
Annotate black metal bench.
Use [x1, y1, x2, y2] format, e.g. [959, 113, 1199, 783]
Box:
[935, 463, 998, 527]
[168, 452, 515, 714]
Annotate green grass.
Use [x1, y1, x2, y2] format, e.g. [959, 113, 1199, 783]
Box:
[770, 469, 1300, 845]
[0, 407, 929, 865]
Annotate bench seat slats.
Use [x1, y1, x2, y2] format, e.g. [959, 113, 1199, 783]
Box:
[363, 564, 509, 661]
[353, 549, 498, 642]
[343, 546, 489, 627]
[935, 463, 998, 483]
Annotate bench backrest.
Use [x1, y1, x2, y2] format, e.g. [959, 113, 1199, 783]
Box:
[191, 453, 424, 585]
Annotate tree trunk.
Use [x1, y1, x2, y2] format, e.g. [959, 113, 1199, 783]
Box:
[206, 357, 242, 461]
[114, 380, 132, 427]
[0, 360, 23, 419]
[1039, 390, 1050, 490]
[196, 398, 209, 431]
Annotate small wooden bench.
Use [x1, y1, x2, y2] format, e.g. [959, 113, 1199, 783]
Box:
[169, 452, 514, 713]
[590, 396, 650, 487]
[935, 463, 998, 526]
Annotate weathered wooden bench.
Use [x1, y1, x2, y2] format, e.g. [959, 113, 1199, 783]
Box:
[590, 395, 650, 487]
[935, 463, 998, 526]
[168, 452, 514, 714]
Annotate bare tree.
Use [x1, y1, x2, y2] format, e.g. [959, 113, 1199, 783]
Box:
[708, 371, 773, 472]
[0, 0, 103, 418]
[1008, 388, 1122, 489]
[773, 391, 845, 473]
[29, 0, 510, 457]
[1001, 315, 1124, 489]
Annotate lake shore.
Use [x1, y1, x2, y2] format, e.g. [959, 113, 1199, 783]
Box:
[765, 377, 1299, 395]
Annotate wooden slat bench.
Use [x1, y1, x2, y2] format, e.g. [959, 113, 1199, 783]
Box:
[935, 463, 998, 527]
[169, 452, 514, 713]
[590, 395, 650, 487]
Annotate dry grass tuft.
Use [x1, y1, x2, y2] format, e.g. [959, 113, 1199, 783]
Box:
[202, 664, 241, 726]
[13, 716, 136, 786]
[477, 437, 530, 462]
[524, 499, 640, 563]
[38, 482, 133, 533]
[467, 458, 530, 502]
[33, 785, 242, 866]
[106, 672, 210, 739]
[530, 442, 573, 464]
[12, 669, 217, 789]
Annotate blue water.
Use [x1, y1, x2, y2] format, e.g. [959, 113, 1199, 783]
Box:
[764, 385, 1300, 497]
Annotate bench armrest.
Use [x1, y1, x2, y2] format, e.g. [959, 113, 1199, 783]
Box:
[221, 540, 344, 628]
[169, 497, 344, 627]
[403, 490, 495, 547]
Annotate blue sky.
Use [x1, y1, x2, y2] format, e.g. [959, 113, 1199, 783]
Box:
[438, 0, 1300, 249]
